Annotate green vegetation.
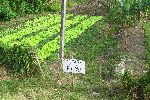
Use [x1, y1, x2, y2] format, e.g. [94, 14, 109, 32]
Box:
[145, 22, 150, 65]
[0, 15, 117, 100]
[0, 0, 88, 20]
[0, 0, 47, 20]
[107, 0, 150, 28]
[0, 0, 150, 99]
[0, 14, 101, 61]
[0, 13, 102, 79]
[0, 43, 41, 76]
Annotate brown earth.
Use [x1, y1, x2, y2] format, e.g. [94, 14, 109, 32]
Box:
[70, 0, 108, 16]
[0, 65, 10, 81]
[117, 26, 148, 77]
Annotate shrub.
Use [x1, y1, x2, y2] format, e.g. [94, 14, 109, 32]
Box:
[18, 1, 28, 15]
[46, 1, 61, 12]
[0, 0, 16, 20]
[144, 84, 150, 99]
[121, 70, 150, 99]
[0, 0, 48, 20]
[33, 0, 46, 13]
[106, 0, 150, 31]
[0, 43, 41, 77]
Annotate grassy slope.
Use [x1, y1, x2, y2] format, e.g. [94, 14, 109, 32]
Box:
[0, 16, 120, 99]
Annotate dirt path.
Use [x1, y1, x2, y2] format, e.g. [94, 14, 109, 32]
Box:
[70, 0, 107, 16]
[117, 27, 148, 77]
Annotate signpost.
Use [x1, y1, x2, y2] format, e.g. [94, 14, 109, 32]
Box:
[60, 0, 86, 74]
[60, 0, 67, 59]
[60, 0, 86, 90]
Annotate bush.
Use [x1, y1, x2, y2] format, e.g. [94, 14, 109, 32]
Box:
[33, 0, 47, 13]
[0, 0, 48, 20]
[0, 43, 41, 77]
[46, 1, 61, 12]
[121, 70, 150, 99]
[144, 84, 150, 98]
[0, 0, 90, 20]
[0, 0, 17, 20]
[106, 0, 150, 31]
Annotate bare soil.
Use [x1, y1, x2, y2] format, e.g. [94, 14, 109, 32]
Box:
[119, 27, 148, 77]
[70, 0, 108, 16]
[0, 65, 10, 81]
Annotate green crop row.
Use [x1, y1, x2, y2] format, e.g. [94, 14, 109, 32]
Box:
[39, 16, 102, 60]
[0, 14, 74, 38]
[0, 14, 102, 62]
[0, 13, 102, 75]
[0, 14, 85, 46]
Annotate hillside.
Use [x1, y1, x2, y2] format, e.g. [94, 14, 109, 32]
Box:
[0, 0, 150, 99]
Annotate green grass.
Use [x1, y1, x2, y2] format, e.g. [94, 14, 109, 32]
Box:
[0, 14, 122, 99]
[145, 21, 150, 65]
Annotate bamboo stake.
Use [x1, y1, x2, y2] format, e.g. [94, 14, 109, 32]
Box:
[60, 0, 67, 60]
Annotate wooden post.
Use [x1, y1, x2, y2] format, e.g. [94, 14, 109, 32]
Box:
[60, 0, 67, 60]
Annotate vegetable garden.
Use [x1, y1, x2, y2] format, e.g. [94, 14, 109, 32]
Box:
[0, 0, 150, 99]
[0, 14, 101, 60]
[0, 13, 102, 76]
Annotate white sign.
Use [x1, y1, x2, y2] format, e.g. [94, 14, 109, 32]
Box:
[62, 59, 85, 74]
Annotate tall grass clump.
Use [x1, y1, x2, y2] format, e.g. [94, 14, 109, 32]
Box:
[0, 43, 41, 77]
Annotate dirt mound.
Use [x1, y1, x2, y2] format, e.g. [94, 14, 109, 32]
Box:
[70, 0, 108, 16]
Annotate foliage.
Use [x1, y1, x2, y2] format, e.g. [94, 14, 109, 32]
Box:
[145, 22, 150, 65]
[0, 0, 90, 20]
[0, 0, 48, 20]
[0, 0, 16, 20]
[120, 70, 150, 99]
[106, 0, 150, 32]
[46, 0, 88, 12]
[0, 43, 41, 76]
[46, 1, 61, 12]
[144, 22, 150, 98]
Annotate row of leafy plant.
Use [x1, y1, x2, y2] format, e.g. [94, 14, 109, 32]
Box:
[0, 14, 102, 75]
